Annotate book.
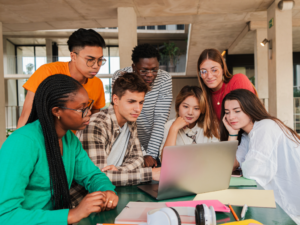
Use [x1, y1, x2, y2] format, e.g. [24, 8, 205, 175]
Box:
[194, 189, 276, 208]
[229, 177, 257, 187]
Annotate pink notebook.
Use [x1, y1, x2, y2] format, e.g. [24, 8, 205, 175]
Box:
[166, 200, 230, 213]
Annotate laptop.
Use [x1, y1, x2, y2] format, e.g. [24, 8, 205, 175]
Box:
[138, 141, 238, 200]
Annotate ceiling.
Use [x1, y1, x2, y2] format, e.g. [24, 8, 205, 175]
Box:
[2, 0, 300, 76]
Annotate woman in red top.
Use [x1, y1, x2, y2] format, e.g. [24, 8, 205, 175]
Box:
[197, 49, 256, 122]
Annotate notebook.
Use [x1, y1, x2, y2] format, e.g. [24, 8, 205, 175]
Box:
[165, 200, 230, 212]
[115, 202, 194, 224]
[220, 219, 263, 224]
[229, 177, 257, 187]
[194, 189, 276, 208]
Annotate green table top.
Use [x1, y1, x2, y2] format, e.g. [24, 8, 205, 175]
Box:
[78, 182, 296, 225]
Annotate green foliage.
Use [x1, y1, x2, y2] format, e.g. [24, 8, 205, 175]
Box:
[105, 84, 111, 93]
[6, 129, 15, 137]
[249, 76, 255, 86]
[294, 88, 300, 97]
[25, 63, 34, 75]
[159, 52, 168, 65]
[161, 42, 180, 66]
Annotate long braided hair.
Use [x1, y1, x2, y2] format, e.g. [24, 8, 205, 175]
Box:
[27, 74, 82, 209]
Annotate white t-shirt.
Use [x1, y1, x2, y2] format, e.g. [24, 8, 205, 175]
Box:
[236, 119, 300, 224]
[159, 118, 219, 158]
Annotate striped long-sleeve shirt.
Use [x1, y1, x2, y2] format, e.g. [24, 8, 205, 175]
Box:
[112, 67, 172, 158]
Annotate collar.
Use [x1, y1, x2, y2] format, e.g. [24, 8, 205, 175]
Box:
[183, 123, 198, 136]
[107, 104, 136, 134]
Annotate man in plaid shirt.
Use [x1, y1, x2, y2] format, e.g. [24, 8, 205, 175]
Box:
[70, 72, 161, 206]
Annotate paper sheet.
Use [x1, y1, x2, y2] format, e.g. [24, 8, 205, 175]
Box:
[194, 189, 276, 208]
[165, 200, 230, 212]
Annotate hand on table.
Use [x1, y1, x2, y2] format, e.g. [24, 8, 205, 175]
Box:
[101, 165, 118, 172]
[144, 155, 157, 168]
[103, 190, 119, 211]
[67, 191, 106, 224]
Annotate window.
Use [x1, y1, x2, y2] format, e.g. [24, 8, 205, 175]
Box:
[177, 24, 185, 30]
[147, 26, 155, 30]
[158, 25, 166, 30]
[16, 45, 47, 106]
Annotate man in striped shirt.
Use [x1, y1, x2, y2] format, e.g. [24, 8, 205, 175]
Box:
[113, 44, 172, 167]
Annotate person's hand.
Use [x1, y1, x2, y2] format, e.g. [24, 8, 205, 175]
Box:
[67, 191, 107, 224]
[152, 167, 161, 181]
[222, 115, 240, 135]
[103, 190, 119, 211]
[101, 165, 118, 172]
[171, 117, 189, 131]
[144, 155, 157, 168]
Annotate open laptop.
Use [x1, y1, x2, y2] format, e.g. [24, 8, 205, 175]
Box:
[138, 141, 238, 200]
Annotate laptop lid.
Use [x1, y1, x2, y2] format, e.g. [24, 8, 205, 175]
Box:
[156, 140, 238, 200]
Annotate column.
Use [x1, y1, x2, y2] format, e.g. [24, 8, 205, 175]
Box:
[0, 22, 7, 146]
[254, 29, 269, 110]
[117, 7, 137, 68]
[267, 0, 293, 128]
[46, 39, 53, 64]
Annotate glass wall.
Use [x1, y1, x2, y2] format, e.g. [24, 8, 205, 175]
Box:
[16, 45, 47, 106]
[5, 45, 47, 133]
[232, 66, 255, 85]
[101, 78, 112, 107]
[58, 45, 71, 62]
[294, 64, 300, 132]
[109, 47, 120, 74]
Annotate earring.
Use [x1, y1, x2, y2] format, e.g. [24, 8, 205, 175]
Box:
[57, 116, 60, 120]
[222, 75, 224, 81]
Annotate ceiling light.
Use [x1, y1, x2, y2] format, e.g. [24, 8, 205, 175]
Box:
[221, 50, 226, 56]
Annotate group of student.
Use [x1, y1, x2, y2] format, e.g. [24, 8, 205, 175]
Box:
[0, 28, 299, 224]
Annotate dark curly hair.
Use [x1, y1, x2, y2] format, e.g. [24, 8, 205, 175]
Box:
[67, 28, 106, 52]
[111, 72, 150, 105]
[131, 44, 160, 63]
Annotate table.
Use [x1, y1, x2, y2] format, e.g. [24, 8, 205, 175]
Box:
[78, 183, 296, 225]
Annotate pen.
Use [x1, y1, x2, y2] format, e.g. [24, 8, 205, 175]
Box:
[241, 204, 248, 220]
[229, 204, 239, 221]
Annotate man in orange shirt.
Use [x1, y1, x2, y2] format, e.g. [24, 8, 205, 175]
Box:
[18, 28, 107, 128]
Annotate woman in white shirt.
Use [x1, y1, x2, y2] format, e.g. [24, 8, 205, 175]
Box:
[160, 86, 219, 160]
[220, 89, 300, 224]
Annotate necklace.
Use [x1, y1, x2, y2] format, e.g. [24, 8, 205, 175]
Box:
[213, 83, 228, 105]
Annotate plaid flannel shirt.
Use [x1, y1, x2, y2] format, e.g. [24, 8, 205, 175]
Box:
[70, 105, 152, 206]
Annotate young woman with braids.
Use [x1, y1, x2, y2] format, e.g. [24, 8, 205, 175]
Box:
[0, 75, 118, 224]
[220, 89, 300, 224]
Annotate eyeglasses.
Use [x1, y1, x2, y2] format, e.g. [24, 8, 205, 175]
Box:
[74, 52, 107, 67]
[138, 69, 159, 76]
[199, 68, 220, 78]
[61, 99, 94, 118]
